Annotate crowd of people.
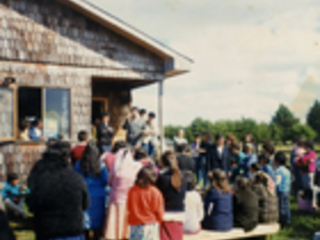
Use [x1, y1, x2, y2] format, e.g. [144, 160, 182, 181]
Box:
[0, 107, 319, 240]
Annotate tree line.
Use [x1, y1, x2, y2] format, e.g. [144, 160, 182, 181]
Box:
[165, 100, 320, 144]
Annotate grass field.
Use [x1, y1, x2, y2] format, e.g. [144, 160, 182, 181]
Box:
[11, 200, 320, 240]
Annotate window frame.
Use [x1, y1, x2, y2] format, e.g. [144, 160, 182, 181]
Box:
[0, 85, 72, 143]
[0, 85, 17, 142]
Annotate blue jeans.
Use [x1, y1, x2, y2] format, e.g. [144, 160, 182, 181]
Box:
[196, 156, 209, 188]
[143, 142, 156, 159]
[278, 192, 291, 228]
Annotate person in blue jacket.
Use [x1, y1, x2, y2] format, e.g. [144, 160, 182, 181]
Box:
[240, 143, 258, 178]
[29, 119, 46, 141]
[75, 141, 108, 240]
[202, 169, 233, 231]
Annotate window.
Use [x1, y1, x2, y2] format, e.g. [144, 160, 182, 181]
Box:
[44, 89, 70, 139]
[17, 87, 71, 141]
[0, 88, 14, 139]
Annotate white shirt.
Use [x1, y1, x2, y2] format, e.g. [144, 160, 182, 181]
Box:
[184, 190, 204, 233]
[217, 145, 223, 158]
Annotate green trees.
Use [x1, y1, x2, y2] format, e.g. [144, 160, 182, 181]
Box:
[307, 100, 320, 139]
[164, 103, 319, 143]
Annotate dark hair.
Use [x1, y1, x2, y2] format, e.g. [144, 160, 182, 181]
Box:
[211, 169, 230, 193]
[101, 111, 110, 118]
[250, 163, 261, 172]
[194, 134, 200, 139]
[262, 140, 275, 155]
[230, 142, 240, 150]
[80, 141, 101, 178]
[32, 119, 41, 127]
[258, 153, 270, 164]
[274, 151, 286, 165]
[7, 173, 18, 183]
[236, 176, 250, 190]
[177, 143, 190, 154]
[203, 131, 212, 140]
[42, 141, 71, 171]
[244, 133, 255, 143]
[111, 141, 126, 153]
[148, 112, 156, 118]
[78, 130, 88, 142]
[19, 120, 29, 131]
[185, 171, 195, 191]
[161, 151, 183, 191]
[139, 109, 147, 116]
[304, 141, 314, 151]
[135, 165, 157, 188]
[215, 133, 224, 141]
[253, 172, 268, 187]
[134, 147, 148, 160]
[131, 106, 138, 111]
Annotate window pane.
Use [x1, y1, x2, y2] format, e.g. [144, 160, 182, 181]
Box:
[0, 88, 14, 138]
[44, 89, 70, 139]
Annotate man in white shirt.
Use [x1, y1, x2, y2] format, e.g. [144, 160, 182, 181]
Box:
[141, 112, 158, 159]
[173, 129, 188, 153]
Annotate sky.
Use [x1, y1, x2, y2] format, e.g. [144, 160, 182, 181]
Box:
[88, 0, 320, 126]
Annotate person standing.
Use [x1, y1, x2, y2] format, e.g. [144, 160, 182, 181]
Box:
[123, 107, 146, 147]
[173, 129, 188, 153]
[176, 144, 195, 173]
[26, 141, 89, 240]
[156, 151, 187, 240]
[75, 142, 108, 240]
[97, 112, 114, 153]
[199, 132, 213, 188]
[210, 134, 231, 177]
[191, 134, 202, 182]
[142, 112, 158, 159]
[71, 130, 89, 167]
[240, 143, 258, 178]
[127, 165, 164, 240]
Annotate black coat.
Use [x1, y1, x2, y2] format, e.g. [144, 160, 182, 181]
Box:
[210, 144, 231, 174]
[27, 160, 89, 240]
[233, 189, 259, 232]
[97, 122, 114, 146]
[0, 210, 16, 240]
[177, 154, 195, 172]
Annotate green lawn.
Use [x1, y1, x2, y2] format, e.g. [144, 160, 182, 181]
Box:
[11, 200, 320, 240]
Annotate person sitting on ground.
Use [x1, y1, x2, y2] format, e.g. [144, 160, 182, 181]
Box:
[202, 169, 233, 232]
[239, 143, 257, 178]
[297, 188, 316, 212]
[19, 120, 30, 141]
[250, 162, 275, 195]
[71, 130, 89, 167]
[0, 209, 16, 240]
[176, 144, 195, 173]
[127, 165, 164, 240]
[184, 171, 204, 234]
[26, 141, 89, 240]
[258, 153, 276, 182]
[274, 151, 291, 228]
[251, 166, 279, 224]
[233, 176, 259, 232]
[29, 119, 46, 141]
[156, 151, 187, 240]
[75, 141, 109, 240]
[2, 173, 29, 218]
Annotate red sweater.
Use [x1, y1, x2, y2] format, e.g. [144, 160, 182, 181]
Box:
[127, 185, 164, 226]
[71, 145, 86, 167]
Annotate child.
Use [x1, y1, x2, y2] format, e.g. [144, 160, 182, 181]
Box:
[274, 151, 291, 228]
[202, 169, 233, 232]
[250, 163, 275, 195]
[234, 177, 259, 232]
[71, 130, 89, 167]
[2, 173, 29, 218]
[258, 153, 276, 182]
[184, 171, 204, 234]
[156, 151, 187, 240]
[127, 165, 164, 240]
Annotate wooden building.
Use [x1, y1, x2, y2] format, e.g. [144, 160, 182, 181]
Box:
[0, 0, 191, 182]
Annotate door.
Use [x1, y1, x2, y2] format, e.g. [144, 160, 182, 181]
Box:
[91, 99, 107, 124]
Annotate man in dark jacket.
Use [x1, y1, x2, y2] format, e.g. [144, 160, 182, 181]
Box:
[176, 144, 195, 172]
[97, 112, 114, 153]
[210, 133, 231, 177]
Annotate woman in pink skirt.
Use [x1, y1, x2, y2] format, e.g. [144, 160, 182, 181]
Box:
[104, 148, 142, 240]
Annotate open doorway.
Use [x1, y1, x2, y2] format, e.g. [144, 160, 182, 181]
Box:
[91, 98, 108, 124]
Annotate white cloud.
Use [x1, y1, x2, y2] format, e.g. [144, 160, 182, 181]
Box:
[89, 0, 320, 125]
